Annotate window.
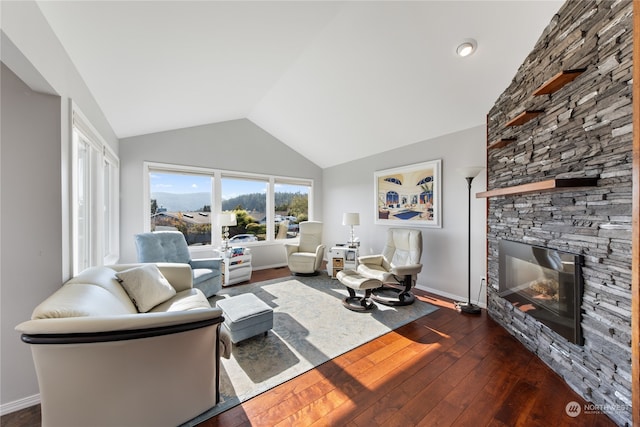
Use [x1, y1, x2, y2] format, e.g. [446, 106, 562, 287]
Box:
[274, 180, 310, 240]
[149, 169, 213, 245]
[144, 163, 313, 248]
[221, 176, 268, 241]
[72, 105, 119, 275]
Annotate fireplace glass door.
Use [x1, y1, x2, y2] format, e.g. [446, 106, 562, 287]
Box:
[499, 240, 583, 345]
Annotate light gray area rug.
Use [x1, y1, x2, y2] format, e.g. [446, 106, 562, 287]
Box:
[183, 274, 438, 425]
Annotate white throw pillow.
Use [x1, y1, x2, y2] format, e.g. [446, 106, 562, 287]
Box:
[115, 264, 176, 312]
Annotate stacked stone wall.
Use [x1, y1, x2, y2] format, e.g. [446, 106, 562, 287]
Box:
[485, 1, 633, 425]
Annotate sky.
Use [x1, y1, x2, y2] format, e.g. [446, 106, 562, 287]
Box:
[150, 172, 308, 200]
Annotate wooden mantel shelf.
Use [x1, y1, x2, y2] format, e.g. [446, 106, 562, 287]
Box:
[476, 177, 599, 198]
[505, 110, 544, 127]
[533, 68, 587, 96]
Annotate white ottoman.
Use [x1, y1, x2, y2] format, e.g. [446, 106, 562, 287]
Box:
[216, 294, 274, 344]
[336, 270, 382, 312]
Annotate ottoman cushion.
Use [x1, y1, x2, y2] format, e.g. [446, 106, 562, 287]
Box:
[337, 270, 382, 290]
[216, 294, 273, 343]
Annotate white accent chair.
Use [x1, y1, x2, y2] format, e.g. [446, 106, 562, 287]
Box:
[284, 221, 326, 275]
[357, 228, 423, 305]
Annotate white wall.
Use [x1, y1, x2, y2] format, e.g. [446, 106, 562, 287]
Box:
[118, 119, 323, 268]
[0, 0, 118, 414]
[0, 63, 62, 413]
[1, 0, 118, 280]
[323, 125, 487, 305]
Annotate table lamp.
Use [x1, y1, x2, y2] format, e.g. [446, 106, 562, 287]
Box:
[218, 212, 237, 250]
[342, 212, 360, 248]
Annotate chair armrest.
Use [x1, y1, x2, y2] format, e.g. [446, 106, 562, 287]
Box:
[315, 244, 326, 256]
[391, 263, 423, 276]
[358, 254, 384, 265]
[284, 244, 299, 257]
[16, 308, 224, 336]
[190, 258, 222, 271]
[219, 327, 232, 359]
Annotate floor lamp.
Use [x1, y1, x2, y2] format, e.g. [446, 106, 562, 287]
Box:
[456, 166, 484, 315]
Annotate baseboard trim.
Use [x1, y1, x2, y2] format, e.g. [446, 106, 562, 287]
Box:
[415, 284, 487, 309]
[0, 394, 40, 416]
[253, 263, 288, 271]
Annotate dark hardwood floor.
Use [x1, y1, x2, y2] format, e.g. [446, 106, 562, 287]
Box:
[2, 266, 617, 427]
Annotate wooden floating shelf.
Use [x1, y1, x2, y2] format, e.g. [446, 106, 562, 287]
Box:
[488, 138, 517, 150]
[533, 68, 587, 96]
[505, 110, 544, 127]
[476, 177, 599, 198]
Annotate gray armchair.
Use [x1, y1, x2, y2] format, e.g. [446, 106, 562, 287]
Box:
[135, 231, 222, 297]
[284, 221, 325, 275]
[357, 228, 423, 306]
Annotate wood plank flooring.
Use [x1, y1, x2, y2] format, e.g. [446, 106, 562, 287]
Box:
[201, 267, 616, 427]
[1, 266, 617, 427]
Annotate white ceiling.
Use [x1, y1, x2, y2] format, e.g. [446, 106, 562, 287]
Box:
[36, 1, 563, 168]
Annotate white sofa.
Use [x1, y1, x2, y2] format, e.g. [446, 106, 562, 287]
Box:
[15, 263, 231, 427]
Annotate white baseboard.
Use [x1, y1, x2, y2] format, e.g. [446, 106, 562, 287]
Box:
[415, 284, 487, 309]
[0, 394, 40, 416]
[252, 263, 287, 271]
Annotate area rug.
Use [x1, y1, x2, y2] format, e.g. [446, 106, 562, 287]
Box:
[182, 274, 438, 425]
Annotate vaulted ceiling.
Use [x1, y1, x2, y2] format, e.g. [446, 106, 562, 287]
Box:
[36, 1, 563, 168]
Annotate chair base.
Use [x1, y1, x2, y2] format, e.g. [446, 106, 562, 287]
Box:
[343, 295, 376, 312]
[371, 286, 415, 306]
[292, 271, 319, 277]
[343, 287, 376, 312]
[337, 270, 381, 312]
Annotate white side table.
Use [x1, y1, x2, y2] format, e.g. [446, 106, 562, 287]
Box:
[328, 246, 358, 278]
[214, 247, 252, 286]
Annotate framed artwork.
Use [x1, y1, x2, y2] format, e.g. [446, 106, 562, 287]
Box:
[374, 159, 442, 227]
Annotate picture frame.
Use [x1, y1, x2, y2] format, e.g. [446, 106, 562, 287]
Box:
[374, 159, 442, 227]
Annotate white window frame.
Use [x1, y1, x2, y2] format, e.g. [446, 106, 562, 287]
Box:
[71, 103, 119, 275]
[102, 148, 119, 265]
[143, 162, 313, 251]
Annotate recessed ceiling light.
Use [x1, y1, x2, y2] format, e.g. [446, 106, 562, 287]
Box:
[456, 39, 477, 57]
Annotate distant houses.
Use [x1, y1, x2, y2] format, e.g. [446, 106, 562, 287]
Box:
[151, 211, 212, 245]
[151, 210, 298, 245]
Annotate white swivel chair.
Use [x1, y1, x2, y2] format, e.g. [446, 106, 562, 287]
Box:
[357, 228, 423, 306]
[285, 221, 325, 275]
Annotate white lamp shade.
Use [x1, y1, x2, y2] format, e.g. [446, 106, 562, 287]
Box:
[457, 166, 484, 179]
[218, 212, 237, 227]
[342, 212, 360, 226]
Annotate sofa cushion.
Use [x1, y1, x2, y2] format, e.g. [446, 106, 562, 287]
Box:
[66, 266, 138, 312]
[116, 264, 176, 312]
[31, 284, 137, 319]
[149, 289, 212, 312]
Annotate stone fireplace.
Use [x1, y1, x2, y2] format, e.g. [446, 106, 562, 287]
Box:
[498, 239, 583, 345]
[483, 1, 633, 425]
